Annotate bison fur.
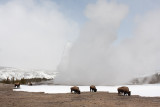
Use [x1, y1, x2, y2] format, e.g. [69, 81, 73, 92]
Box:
[90, 85, 97, 92]
[117, 86, 131, 96]
[71, 86, 81, 94]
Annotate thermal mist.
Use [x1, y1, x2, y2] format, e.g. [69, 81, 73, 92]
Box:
[0, 0, 79, 70]
[55, 0, 160, 85]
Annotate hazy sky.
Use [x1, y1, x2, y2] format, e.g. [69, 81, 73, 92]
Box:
[0, 0, 160, 81]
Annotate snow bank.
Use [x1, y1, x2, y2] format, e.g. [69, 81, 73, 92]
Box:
[13, 84, 160, 97]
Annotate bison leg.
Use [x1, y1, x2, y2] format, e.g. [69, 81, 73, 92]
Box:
[118, 91, 124, 96]
[128, 91, 131, 96]
[91, 88, 92, 92]
[118, 91, 121, 95]
[124, 92, 127, 96]
[75, 91, 78, 94]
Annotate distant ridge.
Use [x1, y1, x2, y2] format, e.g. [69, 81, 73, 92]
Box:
[0, 66, 57, 80]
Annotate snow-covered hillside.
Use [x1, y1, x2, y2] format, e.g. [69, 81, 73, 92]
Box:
[0, 66, 57, 80]
[130, 72, 160, 84]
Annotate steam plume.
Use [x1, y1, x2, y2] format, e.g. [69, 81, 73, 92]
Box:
[55, 0, 160, 85]
[55, 0, 129, 85]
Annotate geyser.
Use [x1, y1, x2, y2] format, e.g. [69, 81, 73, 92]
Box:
[55, 0, 160, 85]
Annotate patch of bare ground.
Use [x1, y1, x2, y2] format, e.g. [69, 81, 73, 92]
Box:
[0, 83, 160, 107]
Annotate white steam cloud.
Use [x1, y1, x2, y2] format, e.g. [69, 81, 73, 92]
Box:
[0, 0, 79, 70]
[55, 0, 160, 85]
[55, 0, 129, 85]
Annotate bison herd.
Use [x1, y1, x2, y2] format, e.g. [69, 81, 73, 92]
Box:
[70, 85, 131, 96]
[14, 82, 33, 89]
[14, 83, 131, 96]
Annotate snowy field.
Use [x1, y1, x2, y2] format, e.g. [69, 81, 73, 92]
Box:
[13, 84, 160, 97]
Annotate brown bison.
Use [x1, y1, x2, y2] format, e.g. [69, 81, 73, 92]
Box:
[15, 82, 20, 88]
[90, 85, 97, 92]
[28, 82, 32, 86]
[117, 86, 131, 96]
[70, 86, 81, 94]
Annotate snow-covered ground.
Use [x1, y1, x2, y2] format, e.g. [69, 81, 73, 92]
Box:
[13, 84, 160, 97]
[0, 66, 56, 80]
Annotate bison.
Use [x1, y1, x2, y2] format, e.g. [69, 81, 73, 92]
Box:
[90, 85, 97, 92]
[15, 82, 20, 88]
[71, 86, 81, 94]
[117, 86, 131, 96]
[28, 82, 32, 86]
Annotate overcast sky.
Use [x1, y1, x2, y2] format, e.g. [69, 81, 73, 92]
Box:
[0, 0, 160, 74]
